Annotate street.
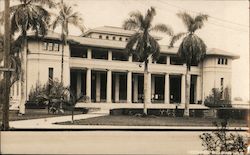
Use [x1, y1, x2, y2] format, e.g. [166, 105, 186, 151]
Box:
[1, 131, 248, 154]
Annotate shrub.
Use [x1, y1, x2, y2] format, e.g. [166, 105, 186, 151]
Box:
[28, 79, 70, 113]
[199, 119, 247, 154]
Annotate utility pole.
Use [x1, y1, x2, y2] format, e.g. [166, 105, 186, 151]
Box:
[2, 0, 11, 131]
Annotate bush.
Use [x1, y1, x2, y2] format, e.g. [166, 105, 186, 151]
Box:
[204, 88, 232, 108]
[199, 119, 247, 154]
[28, 79, 70, 112]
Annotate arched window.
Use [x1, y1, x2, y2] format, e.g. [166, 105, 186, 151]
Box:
[106, 36, 109, 40]
[119, 37, 122, 41]
[99, 35, 102, 39]
[112, 36, 116, 40]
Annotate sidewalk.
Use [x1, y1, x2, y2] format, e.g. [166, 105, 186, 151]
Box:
[9, 110, 249, 131]
[9, 109, 109, 129]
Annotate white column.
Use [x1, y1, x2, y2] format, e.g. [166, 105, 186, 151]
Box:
[147, 73, 151, 103]
[148, 54, 152, 64]
[133, 74, 138, 103]
[151, 75, 155, 99]
[164, 73, 170, 104]
[181, 74, 185, 104]
[166, 56, 170, 65]
[96, 72, 101, 102]
[115, 74, 120, 102]
[196, 75, 201, 103]
[77, 71, 81, 98]
[127, 71, 132, 103]
[87, 48, 92, 59]
[106, 70, 112, 103]
[108, 50, 112, 61]
[86, 68, 91, 102]
[128, 55, 132, 62]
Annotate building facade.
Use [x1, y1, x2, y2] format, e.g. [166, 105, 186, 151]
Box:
[10, 26, 239, 110]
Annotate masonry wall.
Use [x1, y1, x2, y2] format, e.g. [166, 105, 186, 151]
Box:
[202, 56, 232, 100]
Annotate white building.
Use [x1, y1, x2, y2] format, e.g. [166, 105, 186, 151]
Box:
[10, 26, 239, 110]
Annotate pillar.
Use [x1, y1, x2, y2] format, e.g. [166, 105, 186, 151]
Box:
[148, 54, 152, 64]
[151, 75, 155, 100]
[196, 75, 201, 103]
[106, 70, 112, 103]
[164, 73, 170, 104]
[86, 68, 91, 102]
[181, 74, 185, 104]
[166, 56, 170, 65]
[133, 74, 138, 103]
[77, 71, 81, 98]
[108, 50, 112, 61]
[115, 74, 120, 102]
[96, 72, 101, 102]
[128, 55, 132, 62]
[147, 73, 151, 103]
[127, 71, 132, 103]
[87, 48, 91, 59]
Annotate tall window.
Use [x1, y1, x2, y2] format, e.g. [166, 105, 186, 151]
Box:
[218, 58, 221, 64]
[220, 78, 224, 99]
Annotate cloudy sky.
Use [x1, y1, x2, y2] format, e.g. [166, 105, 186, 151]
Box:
[1, 0, 249, 101]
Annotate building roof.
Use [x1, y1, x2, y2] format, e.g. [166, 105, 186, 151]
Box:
[82, 26, 135, 37]
[28, 30, 240, 59]
[206, 48, 240, 59]
[82, 26, 162, 40]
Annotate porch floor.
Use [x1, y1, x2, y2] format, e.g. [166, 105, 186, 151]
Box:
[75, 102, 209, 110]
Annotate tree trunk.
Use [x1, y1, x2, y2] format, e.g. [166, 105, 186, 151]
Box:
[71, 104, 74, 123]
[143, 60, 148, 115]
[19, 34, 27, 114]
[183, 67, 190, 117]
[61, 44, 64, 85]
[2, 0, 11, 130]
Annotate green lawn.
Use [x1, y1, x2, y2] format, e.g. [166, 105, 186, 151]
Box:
[0, 109, 83, 121]
[58, 115, 247, 127]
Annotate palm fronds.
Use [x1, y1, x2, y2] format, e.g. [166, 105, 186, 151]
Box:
[169, 32, 186, 48]
[150, 23, 173, 36]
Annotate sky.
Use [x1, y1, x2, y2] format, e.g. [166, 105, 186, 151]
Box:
[0, 0, 249, 101]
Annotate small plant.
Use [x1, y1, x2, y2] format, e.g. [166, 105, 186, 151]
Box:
[199, 119, 247, 154]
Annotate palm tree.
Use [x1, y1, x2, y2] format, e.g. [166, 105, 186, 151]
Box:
[169, 12, 208, 117]
[123, 7, 173, 115]
[8, 0, 55, 114]
[51, 0, 85, 85]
